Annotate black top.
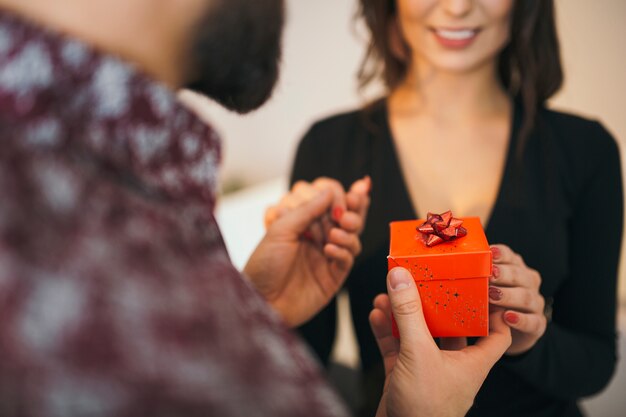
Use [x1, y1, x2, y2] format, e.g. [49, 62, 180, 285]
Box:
[291, 100, 623, 417]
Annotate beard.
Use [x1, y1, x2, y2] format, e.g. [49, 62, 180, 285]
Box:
[185, 0, 284, 114]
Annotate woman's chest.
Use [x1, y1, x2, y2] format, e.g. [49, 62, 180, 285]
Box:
[388, 115, 510, 224]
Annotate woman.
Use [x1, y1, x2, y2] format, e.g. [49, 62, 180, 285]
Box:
[289, 1, 623, 416]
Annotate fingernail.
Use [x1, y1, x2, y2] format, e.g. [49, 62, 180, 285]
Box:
[332, 206, 344, 222]
[389, 268, 412, 291]
[504, 312, 519, 324]
[491, 265, 500, 280]
[491, 246, 501, 260]
[489, 286, 502, 301]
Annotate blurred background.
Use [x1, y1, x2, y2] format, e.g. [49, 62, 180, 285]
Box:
[182, 0, 626, 415]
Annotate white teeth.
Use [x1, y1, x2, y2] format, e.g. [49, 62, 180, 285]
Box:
[436, 29, 475, 40]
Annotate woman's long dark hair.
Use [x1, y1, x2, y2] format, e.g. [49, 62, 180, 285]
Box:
[357, 0, 563, 149]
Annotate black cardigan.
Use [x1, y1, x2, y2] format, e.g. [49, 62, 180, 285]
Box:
[291, 100, 623, 417]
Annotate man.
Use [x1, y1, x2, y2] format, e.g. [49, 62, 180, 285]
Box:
[0, 0, 511, 416]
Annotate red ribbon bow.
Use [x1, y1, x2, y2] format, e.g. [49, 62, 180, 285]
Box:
[417, 210, 468, 247]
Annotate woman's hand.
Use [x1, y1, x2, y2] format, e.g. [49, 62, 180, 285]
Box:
[244, 176, 370, 327]
[370, 267, 511, 417]
[264, 176, 370, 246]
[488, 244, 547, 355]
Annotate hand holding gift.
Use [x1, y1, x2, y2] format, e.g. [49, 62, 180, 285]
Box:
[370, 267, 511, 417]
[488, 244, 547, 355]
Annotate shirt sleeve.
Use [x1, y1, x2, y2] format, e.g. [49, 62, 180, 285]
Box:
[501, 122, 623, 400]
[0, 150, 350, 417]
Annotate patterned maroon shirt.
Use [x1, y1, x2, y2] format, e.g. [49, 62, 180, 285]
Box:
[0, 11, 348, 417]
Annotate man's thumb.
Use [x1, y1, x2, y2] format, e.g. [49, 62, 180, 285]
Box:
[272, 190, 333, 235]
[387, 267, 432, 347]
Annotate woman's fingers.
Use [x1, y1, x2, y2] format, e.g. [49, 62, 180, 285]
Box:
[503, 310, 547, 336]
[264, 204, 284, 229]
[347, 176, 371, 220]
[488, 286, 545, 314]
[349, 175, 371, 196]
[490, 264, 541, 290]
[491, 244, 525, 266]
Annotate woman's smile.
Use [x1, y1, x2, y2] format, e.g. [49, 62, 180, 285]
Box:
[430, 27, 481, 49]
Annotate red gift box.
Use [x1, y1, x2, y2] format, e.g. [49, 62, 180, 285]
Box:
[388, 216, 491, 338]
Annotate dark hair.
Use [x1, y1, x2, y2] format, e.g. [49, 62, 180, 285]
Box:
[186, 0, 284, 114]
[357, 0, 563, 150]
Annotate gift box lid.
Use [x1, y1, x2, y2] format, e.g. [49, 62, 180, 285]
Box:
[388, 217, 491, 280]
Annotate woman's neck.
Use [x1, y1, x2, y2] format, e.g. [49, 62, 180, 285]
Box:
[390, 59, 510, 123]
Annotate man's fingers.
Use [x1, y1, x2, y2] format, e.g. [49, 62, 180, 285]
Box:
[324, 243, 354, 280]
[270, 189, 333, 235]
[279, 191, 307, 211]
[373, 293, 392, 317]
[337, 211, 364, 234]
[292, 180, 317, 199]
[386, 267, 434, 349]
[307, 220, 326, 246]
[327, 227, 361, 257]
[312, 178, 347, 222]
[320, 213, 335, 241]
[369, 295, 399, 377]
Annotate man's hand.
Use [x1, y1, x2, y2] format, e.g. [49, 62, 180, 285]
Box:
[244, 177, 370, 327]
[371, 267, 512, 417]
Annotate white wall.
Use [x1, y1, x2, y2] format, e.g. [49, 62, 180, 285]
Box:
[183, 0, 626, 298]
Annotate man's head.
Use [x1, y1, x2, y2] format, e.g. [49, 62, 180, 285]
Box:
[185, 0, 285, 113]
[0, 0, 284, 113]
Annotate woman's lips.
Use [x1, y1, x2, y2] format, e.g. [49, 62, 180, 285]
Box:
[432, 28, 480, 49]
